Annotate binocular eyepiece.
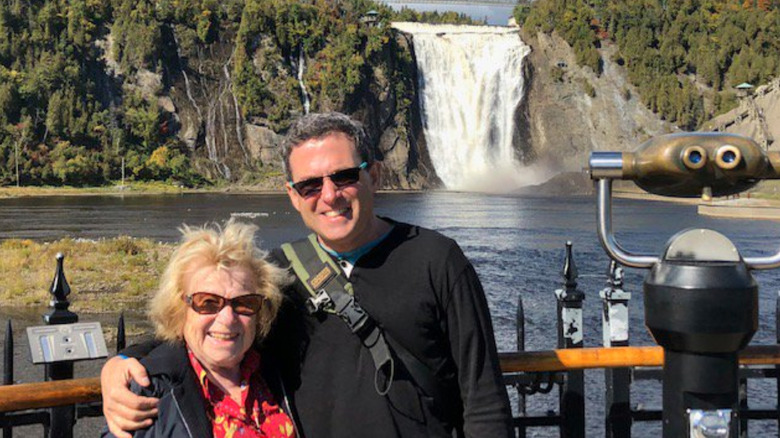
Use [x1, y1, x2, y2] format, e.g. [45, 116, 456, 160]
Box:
[680, 144, 743, 172]
[590, 132, 780, 198]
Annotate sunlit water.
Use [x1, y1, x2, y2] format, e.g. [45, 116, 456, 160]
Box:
[1, 192, 779, 436]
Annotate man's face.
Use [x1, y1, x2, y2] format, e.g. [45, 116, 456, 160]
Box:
[285, 132, 380, 253]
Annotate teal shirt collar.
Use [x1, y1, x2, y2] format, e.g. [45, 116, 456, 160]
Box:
[319, 226, 395, 265]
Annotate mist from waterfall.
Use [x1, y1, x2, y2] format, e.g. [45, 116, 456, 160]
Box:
[393, 23, 538, 191]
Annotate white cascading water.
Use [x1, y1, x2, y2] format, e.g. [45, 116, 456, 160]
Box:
[392, 23, 537, 191]
[298, 48, 311, 114]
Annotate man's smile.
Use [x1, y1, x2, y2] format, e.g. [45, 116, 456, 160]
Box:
[323, 207, 351, 217]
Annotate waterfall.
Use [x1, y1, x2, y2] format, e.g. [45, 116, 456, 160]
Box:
[393, 23, 535, 191]
[170, 24, 231, 178]
[297, 47, 311, 114]
[223, 57, 250, 164]
[170, 27, 204, 129]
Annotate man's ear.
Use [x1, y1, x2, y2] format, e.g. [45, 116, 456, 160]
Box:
[368, 161, 382, 191]
[285, 183, 302, 212]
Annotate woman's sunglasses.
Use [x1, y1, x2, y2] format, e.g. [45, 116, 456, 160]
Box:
[184, 292, 265, 316]
[289, 162, 368, 198]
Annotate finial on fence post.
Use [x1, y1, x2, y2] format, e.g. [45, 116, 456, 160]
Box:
[41, 253, 78, 438]
[606, 260, 624, 289]
[563, 241, 578, 290]
[555, 241, 584, 344]
[554, 241, 585, 437]
[117, 312, 126, 353]
[43, 253, 77, 325]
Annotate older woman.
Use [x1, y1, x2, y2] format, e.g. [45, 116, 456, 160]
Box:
[103, 221, 294, 438]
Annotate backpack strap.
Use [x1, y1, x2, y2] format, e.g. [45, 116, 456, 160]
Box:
[281, 234, 395, 395]
[280, 234, 459, 416]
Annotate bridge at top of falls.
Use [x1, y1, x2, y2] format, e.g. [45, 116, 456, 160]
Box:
[380, 0, 516, 6]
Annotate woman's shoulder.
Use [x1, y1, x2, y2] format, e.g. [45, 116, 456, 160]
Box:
[138, 342, 191, 386]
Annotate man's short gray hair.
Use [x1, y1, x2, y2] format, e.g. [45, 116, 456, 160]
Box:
[282, 112, 374, 181]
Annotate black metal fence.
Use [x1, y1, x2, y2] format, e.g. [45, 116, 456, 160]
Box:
[506, 242, 780, 437]
[0, 254, 125, 438]
[3, 246, 780, 437]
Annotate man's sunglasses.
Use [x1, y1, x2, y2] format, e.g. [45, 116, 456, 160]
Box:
[184, 292, 265, 316]
[289, 162, 368, 198]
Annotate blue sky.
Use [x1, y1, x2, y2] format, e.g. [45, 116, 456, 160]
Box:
[387, 3, 516, 26]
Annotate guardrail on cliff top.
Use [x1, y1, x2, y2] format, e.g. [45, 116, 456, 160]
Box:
[4, 246, 780, 437]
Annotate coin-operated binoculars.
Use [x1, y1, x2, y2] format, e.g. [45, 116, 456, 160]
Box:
[589, 132, 780, 438]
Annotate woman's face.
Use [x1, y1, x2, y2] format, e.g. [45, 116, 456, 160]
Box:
[182, 263, 257, 376]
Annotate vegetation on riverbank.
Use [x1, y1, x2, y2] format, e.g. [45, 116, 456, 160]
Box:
[0, 237, 173, 313]
[0, 178, 288, 198]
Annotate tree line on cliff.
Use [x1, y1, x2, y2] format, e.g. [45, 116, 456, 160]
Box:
[8, 0, 769, 188]
[516, 0, 780, 130]
[0, 0, 475, 187]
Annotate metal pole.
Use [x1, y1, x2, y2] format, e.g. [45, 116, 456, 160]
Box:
[555, 242, 585, 438]
[2, 320, 12, 437]
[43, 254, 78, 438]
[776, 291, 780, 432]
[600, 261, 631, 437]
[516, 295, 526, 438]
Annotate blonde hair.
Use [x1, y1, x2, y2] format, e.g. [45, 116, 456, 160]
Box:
[149, 220, 287, 343]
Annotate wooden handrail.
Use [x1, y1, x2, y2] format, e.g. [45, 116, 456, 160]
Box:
[499, 344, 780, 373]
[0, 377, 101, 412]
[3, 345, 780, 413]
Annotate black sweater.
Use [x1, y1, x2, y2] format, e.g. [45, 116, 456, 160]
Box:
[266, 220, 512, 438]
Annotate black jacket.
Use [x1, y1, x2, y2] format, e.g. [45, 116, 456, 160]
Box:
[104, 342, 296, 438]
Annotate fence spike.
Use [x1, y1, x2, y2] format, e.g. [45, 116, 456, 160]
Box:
[117, 312, 126, 353]
[3, 319, 11, 385]
[563, 241, 578, 289]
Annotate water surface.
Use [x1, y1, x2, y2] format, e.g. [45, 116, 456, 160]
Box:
[1, 192, 779, 436]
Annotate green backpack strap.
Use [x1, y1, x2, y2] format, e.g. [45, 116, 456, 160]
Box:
[281, 234, 395, 395]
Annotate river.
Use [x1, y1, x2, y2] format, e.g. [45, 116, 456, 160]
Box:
[1, 192, 779, 436]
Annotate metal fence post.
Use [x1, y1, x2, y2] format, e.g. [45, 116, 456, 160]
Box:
[600, 261, 631, 437]
[516, 295, 526, 438]
[555, 241, 585, 438]
[2, 320, 12, 438]
[43, 254, 78, 438]
[776, 291, 780, 433]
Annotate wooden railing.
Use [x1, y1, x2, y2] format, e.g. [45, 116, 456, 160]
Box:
[3, 345, 780, 413]
[0, 377, 101, 412]
[499, 344, 780, 372]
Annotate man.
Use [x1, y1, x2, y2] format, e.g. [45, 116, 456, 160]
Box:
[101, 112, 513, 437]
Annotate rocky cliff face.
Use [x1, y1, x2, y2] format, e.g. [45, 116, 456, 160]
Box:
[152, 28, 435, 190]
[113, 25, 744, 191]
[350, 32, 441, 190]
[518, 31, 673, 174]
